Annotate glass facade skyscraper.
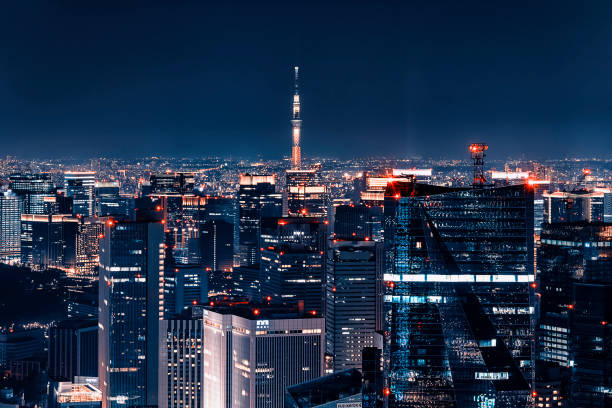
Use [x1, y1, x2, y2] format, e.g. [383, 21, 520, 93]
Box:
[65, 171, 96, 217]
[98, 220, 165, 408]
[383, 181, 535, 407]
[236, 174, 282, 267]
[8, 173, 54, 215]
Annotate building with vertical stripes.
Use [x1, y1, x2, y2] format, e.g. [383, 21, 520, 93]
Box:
[199, 306, 325, 408]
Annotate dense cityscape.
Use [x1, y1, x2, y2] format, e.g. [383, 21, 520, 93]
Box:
[0, 63, 611, 408]
[2, 1, 612, 407]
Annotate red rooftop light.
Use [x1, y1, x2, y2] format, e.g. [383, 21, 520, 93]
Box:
[253, 309, 261, 316]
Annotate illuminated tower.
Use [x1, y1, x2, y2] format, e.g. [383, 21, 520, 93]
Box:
[291, 66, 302, 169]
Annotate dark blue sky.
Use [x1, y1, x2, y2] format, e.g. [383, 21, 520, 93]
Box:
[1, 1, 611, 159]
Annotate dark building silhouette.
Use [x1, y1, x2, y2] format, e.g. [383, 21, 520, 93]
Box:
[48, 319, 98, 381]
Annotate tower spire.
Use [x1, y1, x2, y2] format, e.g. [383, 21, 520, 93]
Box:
[291, 66, 302, 169]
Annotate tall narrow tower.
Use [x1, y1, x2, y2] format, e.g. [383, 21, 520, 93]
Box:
[291, 66, 302, 169]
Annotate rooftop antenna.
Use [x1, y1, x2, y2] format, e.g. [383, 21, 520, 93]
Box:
[469, 143, 488, 187]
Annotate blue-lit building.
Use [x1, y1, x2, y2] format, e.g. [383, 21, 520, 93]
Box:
[95, 182, 132, 217]
[236, 174, 282, 267]
[260, 216, 327, 314]
[64, 172, 96, 217]
[8, 173, 54, 215]
[537, 222, 612, 407]
[98, 219, 164, 408]
[383, 180, 535, 407]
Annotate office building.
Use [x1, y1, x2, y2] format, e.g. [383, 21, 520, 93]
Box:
[49, 319, 98, 381]
[325, 240, 382, 371]
[333, 204, 371, 240]
[200, 305, 324, 408]
[95, 182, 132, 217]
[543, 190, 605, 223]
[158, 318, 203, 408]
[8, 173, 54, 214]
[260, 217, 327, 314]
[163, 264, 208, 317]
[538, 222, 612, 406]
[236, 174, 282, 267]
[0, 330, 44, 366]
[383, 180, 535, 407]
[64, 172, 96, 217]
[286, 169, 329, 219]
[20, 214, 78, 270]
[0, 191, 23, 263]
[200, 219, 233, 272]
[98, 219, 164, 408]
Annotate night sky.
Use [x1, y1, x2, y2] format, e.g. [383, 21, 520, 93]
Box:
[1, 1, 612, 159]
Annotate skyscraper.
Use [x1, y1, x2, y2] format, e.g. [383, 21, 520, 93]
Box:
[20, 214, 78, 270]
[8, 173, 54, 215]
[291, 66, 302, 169]
[285, 169, 330, 219]
[383, 180, 535, 407]
[236, 174, 282, 267]
[64, 171, 96, 217]
[0, 191, 23, 263]
[260, 216, 327, 314]
[158, 318, 204, 408]
[325, 239, 382, 372]
[537, 222, 612, 407]
[98, 219, 165, 408]
[199, 305, 324, 408]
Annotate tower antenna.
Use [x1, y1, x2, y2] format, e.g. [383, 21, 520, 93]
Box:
[469, 143, 488, 187]
[291, 66, 302, 169]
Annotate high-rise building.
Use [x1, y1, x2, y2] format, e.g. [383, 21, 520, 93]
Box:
[543, 190, 605, 223]
[48, 319, 98, 381]
[325, 240, 382, 371]
[74, 217, 104, 279]
[200, 219, 233, 272]
[64, 172, 96, 217]
[8, 173, 54, 214]
[162, 264, 208, 317]
[333, 204, 371, 240]
[158, 318, 203, 408]
[260, 217, 327, 314]
[20, 214, 78, 270]
[537, 222, 612, 407]
[95, 182, 132, 217]
[291, 66, 302, 169]
[285, 169, 329, 219]
[200, 305, 324, 408]
[383, 180, 535, 407]
[236, 174, 282, 267]
[98, 219, 165, 408]
[0, 191, 23, 263]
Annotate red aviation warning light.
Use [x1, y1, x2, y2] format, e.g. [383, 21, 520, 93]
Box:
[469, 143, 488, 187]
[583, 168, 591, 176]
